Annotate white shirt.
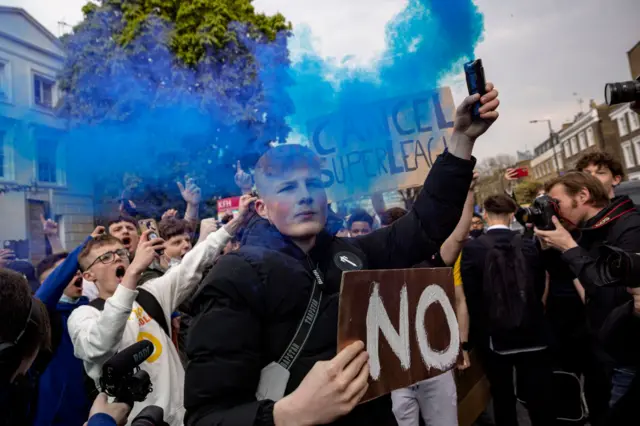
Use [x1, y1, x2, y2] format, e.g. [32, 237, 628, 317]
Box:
[68, 227, 232, 426]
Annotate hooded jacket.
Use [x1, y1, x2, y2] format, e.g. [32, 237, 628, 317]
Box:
[34, 238, 92, 426]
[184, 152, 475, 426]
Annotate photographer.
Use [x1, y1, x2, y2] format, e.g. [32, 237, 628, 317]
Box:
[534, 172, 640, 418]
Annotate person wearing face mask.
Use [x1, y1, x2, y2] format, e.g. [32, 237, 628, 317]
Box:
[469, 213, 485, 239]
[31, 226, 106, 426]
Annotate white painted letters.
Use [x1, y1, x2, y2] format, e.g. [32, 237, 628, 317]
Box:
[367, 282, 411, 380]
[415, 284, 460, 371]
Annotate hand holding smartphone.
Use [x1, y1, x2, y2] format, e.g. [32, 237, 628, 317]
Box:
[464, 59, 487, 118]
[138, 219, 164, 255]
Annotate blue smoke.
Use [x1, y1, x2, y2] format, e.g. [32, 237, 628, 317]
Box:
[13, 0, 484, 216]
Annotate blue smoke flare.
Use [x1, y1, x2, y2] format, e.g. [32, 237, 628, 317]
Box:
[11, 0, 484, 217]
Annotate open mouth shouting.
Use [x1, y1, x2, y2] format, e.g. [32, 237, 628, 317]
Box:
[121, 236, 132, 249]
[72, 275, 83, 288]
[115, 265, 126, 284]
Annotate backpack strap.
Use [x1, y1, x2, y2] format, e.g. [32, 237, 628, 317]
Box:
[88, 289, 170, 337]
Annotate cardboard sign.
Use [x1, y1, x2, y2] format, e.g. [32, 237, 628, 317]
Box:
[337, 268, 459, 402]
[307, 88, 456, 202]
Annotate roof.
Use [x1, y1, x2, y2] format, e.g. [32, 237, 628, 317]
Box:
[627, 40, 640, 55]
[0, 6, 62, 49]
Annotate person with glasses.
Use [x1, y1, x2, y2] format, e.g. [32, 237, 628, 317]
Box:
[68, 194, 255, 426]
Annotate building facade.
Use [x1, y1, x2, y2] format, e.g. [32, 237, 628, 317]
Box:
[608, 41, 640, 180]
[0, 7, 94, 264]
[531, 136, 564, 183]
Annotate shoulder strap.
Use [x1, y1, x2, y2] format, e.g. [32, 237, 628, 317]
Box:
[136, 288, 170, 338]
[87, 290, 170, 337]
[277, 267, 324, 371]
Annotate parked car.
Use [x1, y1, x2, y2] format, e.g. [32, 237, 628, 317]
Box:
[615, 180, 640, 205]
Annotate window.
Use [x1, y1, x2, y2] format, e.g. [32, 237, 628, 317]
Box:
[633, 138, 640, 169]
[37, 139, 57, 183]
[578, 132, 587, 151]
[587, 128, 595, 146]
[0, 132, 4, 178]
[571, 137, 578, 154]
[33, 75, 54, 109]
[564, 141, 571, 158]
[0, 62, 5, 100]
[622, 141, 635, 168]
[629, 112, 640, 132]
[618, 117, 629, 136]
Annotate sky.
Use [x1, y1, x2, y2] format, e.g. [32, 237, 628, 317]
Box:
[7, 0, 640, 161]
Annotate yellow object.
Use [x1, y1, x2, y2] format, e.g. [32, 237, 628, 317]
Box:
[454, 254, 463, 287]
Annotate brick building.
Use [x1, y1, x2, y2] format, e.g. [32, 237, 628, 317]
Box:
[531, 135, 564, 183]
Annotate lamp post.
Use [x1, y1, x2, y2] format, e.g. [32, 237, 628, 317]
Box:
[530, 119, 561, 174]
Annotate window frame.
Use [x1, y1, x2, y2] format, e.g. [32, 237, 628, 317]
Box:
[622, 141, 635, 168]
[619, 117, 629, 137]
[564, 141, 571, 158]
[629, 112, 640, 132]
[578, 132, 587, 151]
[586, 128, 595, 146]
[36, 139, 58, 184]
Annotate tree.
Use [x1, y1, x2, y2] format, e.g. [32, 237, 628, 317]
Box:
[476, 154, 516, 177]
[514, 180, 544, 205]
[58, 0, 292, 217]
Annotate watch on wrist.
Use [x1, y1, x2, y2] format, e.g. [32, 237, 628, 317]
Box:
[461, 341, 472, 352]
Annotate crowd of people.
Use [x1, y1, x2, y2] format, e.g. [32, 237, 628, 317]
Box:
[0, 83, 638, 426]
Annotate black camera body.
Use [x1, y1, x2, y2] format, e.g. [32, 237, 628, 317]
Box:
[515, 195, 559, 231]
[595, 245, 640, 288]
[100, 367, 152, 407]
[131, 405, 170, 426]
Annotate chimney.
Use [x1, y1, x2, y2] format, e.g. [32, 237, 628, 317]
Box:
[561, 122, 572, 130]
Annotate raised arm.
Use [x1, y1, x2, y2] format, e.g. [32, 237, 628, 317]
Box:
[41, 214, 65, 254]
[178, 177, 202, 229]
[439, 173, 477, 265]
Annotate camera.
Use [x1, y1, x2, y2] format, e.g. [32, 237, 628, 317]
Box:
[605, 76, 640, 106]
[515, 195, 559, 231]
[100, 341, 154, 407]
[595, 245, 640, 288]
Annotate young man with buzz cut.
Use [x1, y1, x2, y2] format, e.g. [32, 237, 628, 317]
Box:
[68, 195, 254, 426]
[184, 83, 500, 426]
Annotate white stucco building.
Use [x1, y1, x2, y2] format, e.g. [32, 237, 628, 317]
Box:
[0, 7, 93, 264]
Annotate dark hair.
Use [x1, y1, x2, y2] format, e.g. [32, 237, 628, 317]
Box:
[380, 207, 408, 226]
[0, 269, 51, 366]
[348, 209, 374, 229]
[576, 151, 625, 180]
[158, 218, 190, 240]
[472, 212, 483, 220]
[254, 144, 322, 193]
[78, 234, 124, 270]
[107, 215, 137, 230]
[483, 194, 518, 215]
[545, 171, 610, 208]
[36, 252, 69, 282]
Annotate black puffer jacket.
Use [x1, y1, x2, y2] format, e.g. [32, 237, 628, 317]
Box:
[184, 152, 475, 426]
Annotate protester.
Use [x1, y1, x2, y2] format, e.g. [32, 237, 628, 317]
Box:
[575, 151, 624, 200]
[461, 194, 553, 426]
[68, 195, 254, 426]
[379, 207, 408, 227]
[0, 269, 51, 426]
[534, 171, 640, 417]
[469, 212, 484, 239]
[184, 83, 500, 426]
[347, 208, 374, 236]
[387, 174, 476, 426]
[107, 216, 140, 255]
[31, 226, 105, 426]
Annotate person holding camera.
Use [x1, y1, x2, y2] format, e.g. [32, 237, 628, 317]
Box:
[534, 171, 640, 423]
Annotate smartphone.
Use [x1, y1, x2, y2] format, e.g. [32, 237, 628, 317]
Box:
[138, 219, 163, 255]
[513, 167, 529, 178]
[3, 240, 28, 260]
[464, 58, 487, 118]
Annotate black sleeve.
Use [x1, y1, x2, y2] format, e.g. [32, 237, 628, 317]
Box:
[353, 151, 474, 269]
[599, 301, 640, 366]
[184, 255, 273, 426]
[460, 241, 484, 344]
[561, 223, 640, 300]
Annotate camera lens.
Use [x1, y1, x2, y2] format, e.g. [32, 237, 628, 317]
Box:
[605, 80, 640, 106]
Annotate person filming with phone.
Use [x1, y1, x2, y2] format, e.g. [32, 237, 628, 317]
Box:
[68, 195, 255, 426]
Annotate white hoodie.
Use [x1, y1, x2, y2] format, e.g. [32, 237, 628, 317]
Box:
[68, 227, 231, 426]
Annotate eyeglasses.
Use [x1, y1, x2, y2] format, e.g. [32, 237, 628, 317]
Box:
[86, 248, 130, 270]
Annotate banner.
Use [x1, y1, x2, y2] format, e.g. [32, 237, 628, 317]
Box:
[337, 268, 459, 402]
[307, 88, 456, 201]
[216, 196, 240, 220]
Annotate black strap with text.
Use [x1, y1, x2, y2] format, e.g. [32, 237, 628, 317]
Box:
[277, 267, 324, 370]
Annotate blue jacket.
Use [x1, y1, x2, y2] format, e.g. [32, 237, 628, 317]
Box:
[33, 237, 92, 426]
